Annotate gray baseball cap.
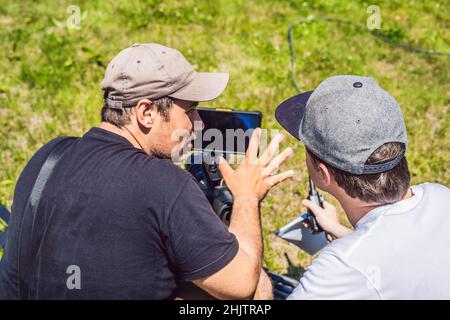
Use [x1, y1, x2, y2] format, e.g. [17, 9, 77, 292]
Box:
[101, 43, 229, 109]
[275, 75, 408, 175]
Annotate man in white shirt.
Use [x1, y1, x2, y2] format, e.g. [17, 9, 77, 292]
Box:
[274, 75, 450, 299]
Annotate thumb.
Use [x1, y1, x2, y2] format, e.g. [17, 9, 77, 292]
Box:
[217, 156, 233, 181]
[302, 199, 324, 217]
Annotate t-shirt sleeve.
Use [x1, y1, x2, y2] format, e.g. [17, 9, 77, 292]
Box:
[164, 176, 239, 281]
[287, 250, 381, 300]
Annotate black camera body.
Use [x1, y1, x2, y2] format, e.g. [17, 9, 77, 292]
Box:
[186, 153, 233, 225]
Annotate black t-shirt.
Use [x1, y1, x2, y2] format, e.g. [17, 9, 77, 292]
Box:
[0, 127, 238, 299]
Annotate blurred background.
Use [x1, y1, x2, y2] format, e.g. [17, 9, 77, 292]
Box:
[0, 0, 448, 276]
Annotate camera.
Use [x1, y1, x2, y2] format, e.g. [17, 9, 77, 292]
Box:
[186, 107, 262, 224]
[186, 152, 233, 225]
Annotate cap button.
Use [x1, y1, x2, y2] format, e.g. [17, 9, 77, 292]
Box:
[353, 82, 363, 88]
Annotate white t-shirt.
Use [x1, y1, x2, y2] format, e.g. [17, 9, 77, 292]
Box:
[287, 183, 450, 300]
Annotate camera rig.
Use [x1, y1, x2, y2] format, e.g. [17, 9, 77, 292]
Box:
[186, 152, 233, 226]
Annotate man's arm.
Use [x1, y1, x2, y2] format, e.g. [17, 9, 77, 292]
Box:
[175, 268, 273, 300]
[193, 129, 294, 299]
[253, 269, 274, 300]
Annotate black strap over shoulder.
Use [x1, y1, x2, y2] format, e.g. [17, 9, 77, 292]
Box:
[0, 205, 10, 248]
[17, 136, 79, 299]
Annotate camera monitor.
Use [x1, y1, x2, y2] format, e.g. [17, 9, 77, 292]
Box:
[193, 107, 262, 154]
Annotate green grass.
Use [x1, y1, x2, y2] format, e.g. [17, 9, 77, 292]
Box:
[0, 0, 448, 274]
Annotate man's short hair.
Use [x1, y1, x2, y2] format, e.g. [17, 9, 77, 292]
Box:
[101, 96, 174, 127]
[308, 142, 411, 204]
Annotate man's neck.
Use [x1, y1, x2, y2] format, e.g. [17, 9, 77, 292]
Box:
[99, 122, 150, 155]
[335, 186, 414, 227]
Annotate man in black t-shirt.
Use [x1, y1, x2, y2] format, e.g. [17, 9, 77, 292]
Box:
[0, 43, 294, 299]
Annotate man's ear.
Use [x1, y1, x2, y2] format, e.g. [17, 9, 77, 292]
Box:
[134, 98, 156, 129]
[318, 162, 333, 187]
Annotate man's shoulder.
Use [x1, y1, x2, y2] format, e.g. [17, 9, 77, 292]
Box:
[417, 182, 450, 198]
[17, 137, 77, 184]
[317, 222, 384, 276]
[139, 156, 193, 182]
[133, 155, 197, 196]
[321, 230, 367, 263]
[33, 136, 76, 160]
[329, 182, 450, 257]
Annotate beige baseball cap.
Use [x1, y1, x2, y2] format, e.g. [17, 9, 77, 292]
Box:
[101, 43, 229, 109]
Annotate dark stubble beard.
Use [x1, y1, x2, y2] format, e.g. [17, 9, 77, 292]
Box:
[150, 133, 192, 161]
[150, 146, 171, 159]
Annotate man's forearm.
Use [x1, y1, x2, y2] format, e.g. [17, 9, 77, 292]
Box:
[228, 196, 263, 275]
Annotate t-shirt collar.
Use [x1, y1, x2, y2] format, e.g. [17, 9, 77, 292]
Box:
[84, 127, 135, 147]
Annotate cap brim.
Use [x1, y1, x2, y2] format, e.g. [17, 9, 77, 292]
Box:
[275, 90, 313, 140]
[169, 72, 229, 102]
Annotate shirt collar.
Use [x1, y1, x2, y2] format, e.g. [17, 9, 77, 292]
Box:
[84, 127, 134, 147]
